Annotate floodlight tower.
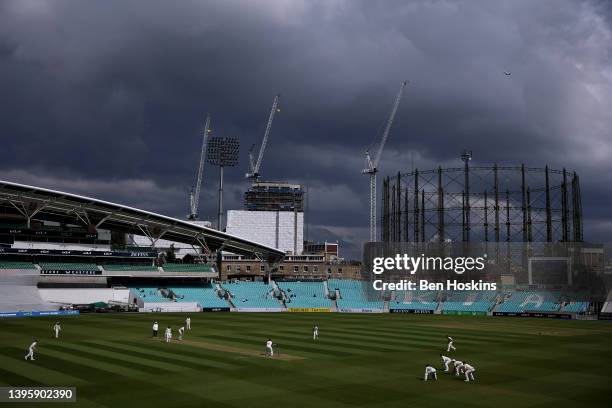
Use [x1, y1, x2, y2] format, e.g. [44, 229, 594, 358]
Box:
[206, 137, 240, 230]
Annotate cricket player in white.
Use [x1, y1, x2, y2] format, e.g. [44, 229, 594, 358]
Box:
[440, 354, 452, 371]
[53, 322, 61, 339]
[24, 340, 38, 361]
[178, 326, 185, 340]
[424, 364, 437, 381]
[266, 339, 274, 357]
[463, 362, 476, 382]
[453, 360, 464, 376]
[152, 321, 159, 337]
[313, 325, 319, 340]
[447, 336, 456, 352]
[186, 317, 191, 330]
[164, 326, 172, 343]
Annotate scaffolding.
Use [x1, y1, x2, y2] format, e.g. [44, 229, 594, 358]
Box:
[244, 181, 304, 212]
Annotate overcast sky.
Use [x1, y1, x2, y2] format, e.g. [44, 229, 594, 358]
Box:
[1, 0, 611, 259]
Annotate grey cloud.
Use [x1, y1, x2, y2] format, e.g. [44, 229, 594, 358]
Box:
[0, 0, 611, 258]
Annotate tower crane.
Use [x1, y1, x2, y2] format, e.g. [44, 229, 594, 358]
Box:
[362, 81, 407, 242]
[188, 114, 212, 220]
[246, 95, 280, 181]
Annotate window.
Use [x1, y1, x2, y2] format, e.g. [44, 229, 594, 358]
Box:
[338, 268, 343, 274]
[293, 265, 299, 272]
[237, 266, 242, 272]
[327, 268, 332, 274]
[279, 265, 284, 271]
[304, 266, 309, 272]
[226, 265, 231, 272]
[246, 265, 251, 272]
[313, 266, 318, 273]
[260, 265, 265, 272]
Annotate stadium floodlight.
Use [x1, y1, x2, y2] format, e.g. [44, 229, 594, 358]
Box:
[206, 137, 240, 230]
[460, 150, 472, 163]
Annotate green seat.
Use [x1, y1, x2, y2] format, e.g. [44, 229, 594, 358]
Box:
[163, 263, 212, 272]
[0, 261, 35, 269]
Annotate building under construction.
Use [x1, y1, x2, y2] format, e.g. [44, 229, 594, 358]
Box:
[244, 181, 304, 211]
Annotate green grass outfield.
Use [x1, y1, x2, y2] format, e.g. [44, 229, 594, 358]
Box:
[0, 313, 611, 407]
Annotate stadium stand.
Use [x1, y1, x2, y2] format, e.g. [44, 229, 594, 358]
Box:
[104, 264, 159, 272]
[390, 290, 438, 311]
[130, 287, 170, 302]
[0, 261, 35, 270]
[562, 301, 589, 313]
[495, 290, 562, 312]
[169, 286, 229, 308]
[441, 290, 497, 313]
[277, 281, 332, 308]
[222, 281, 282, 309]
[330, 279, 384, 310]
[40, 262, 99, 271]
[163, 263, 213, 272]
[0, 265, 56, 311]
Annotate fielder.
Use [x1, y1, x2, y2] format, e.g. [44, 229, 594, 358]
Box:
[463, 362, 476, 382]
[453, 360, 465, 376]
[186, 317, 191, 330]
[24, 340, 38, 361]
[266, 339, 274, 357]
[313, 325, 319, 340]
[53, 322, 61, 339]
[178, 326, 185, 341]
[447, 336, 456, 352]
[424, 364, 437, 381]
[152, 321, 159, 337]
[440, 354, 452, 372]
[164, 326, 172, 343]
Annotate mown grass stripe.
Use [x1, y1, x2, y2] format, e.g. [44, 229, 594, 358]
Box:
[84, 340, 240, 370]
[199, 333, 358, 357]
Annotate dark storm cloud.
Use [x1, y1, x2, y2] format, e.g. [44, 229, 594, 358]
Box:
[1, 0, 611, 258]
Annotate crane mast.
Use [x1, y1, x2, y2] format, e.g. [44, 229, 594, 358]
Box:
[188, 114, 211, 220]
[246, 95, 280, 181]
[362, 81, 407, 242]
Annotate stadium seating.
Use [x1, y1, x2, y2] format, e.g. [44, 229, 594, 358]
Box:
[330, 279, 384, 310]
[169, 286, 229, 308]
[390, 290, 438, 311]
[441, 290, 497, 313]
[39, 262, 99, 271]
[222, 281, 282, 309]
[0, 261, 36, 270]
[104, 264, 159, 272]
[277, 281, 332, 308]
[495, 290, 561, 312]
[163, 263, 213, 272]
[562, 301, 589, 313]
[130, 287, 170, 302]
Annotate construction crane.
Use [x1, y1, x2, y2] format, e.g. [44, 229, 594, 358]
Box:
[188, 114, 212, 220]
[246, 94, 280, 181]
[362, 81, 407, 242]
